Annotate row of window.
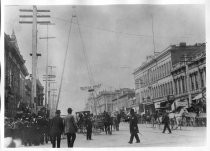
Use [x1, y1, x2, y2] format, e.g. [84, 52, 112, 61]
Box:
[136, 61, 172, 89]
[141, 81, 173, 100]
[174, 76, 187, 95]
[190, 70, 206, 92]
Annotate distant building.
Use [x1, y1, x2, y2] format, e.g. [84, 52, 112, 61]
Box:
[85, 88, 135, 115]
[5, 31, 29, 117]
[112, 88, 135, 113]
[133, 42, 205, 115]
[95, 90, 117, 114]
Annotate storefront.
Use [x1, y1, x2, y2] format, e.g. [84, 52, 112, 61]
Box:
[144, 103, 155, 115]
[171, 98, 188, 112]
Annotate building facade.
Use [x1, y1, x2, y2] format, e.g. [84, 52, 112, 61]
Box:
[5, 32, 29, 117]
[24, 79, 32, 107]
[95, 90, 116, 114]
[133, 43, 205, 115]
[85, 88, 136, 115]
[171, 44, 206, 111]
[112, 88, 135, 113]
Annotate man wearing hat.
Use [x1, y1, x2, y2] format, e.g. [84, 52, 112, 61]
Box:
[49, 110, 64, 148]
[64, 108, 78, 147]
[128, 108, 140, 144]
[162, 111, 171, 134]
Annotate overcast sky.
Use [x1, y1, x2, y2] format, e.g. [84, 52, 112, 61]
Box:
[4, 4, 205, 114]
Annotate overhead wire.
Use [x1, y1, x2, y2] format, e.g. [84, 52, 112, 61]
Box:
[51, 16, 193, 39]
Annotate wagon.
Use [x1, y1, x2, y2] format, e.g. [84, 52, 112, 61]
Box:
[92, 119, 104, 134]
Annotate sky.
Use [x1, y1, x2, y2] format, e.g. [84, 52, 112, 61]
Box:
[4, 4, 205, 114]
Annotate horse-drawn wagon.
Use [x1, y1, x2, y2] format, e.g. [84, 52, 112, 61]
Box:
[92, 117, 104, 134]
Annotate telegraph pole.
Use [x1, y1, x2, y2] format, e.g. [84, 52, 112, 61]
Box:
[43, 65, 56, 118]
[32, 6, 37, 113]
[40, 23, 56, 108]
[19, 6, 51, 113]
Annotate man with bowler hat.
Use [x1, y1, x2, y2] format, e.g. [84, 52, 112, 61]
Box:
[64, 108, 78, 147]
[128, 108, 140, 144]
[49, 110, 64, 148]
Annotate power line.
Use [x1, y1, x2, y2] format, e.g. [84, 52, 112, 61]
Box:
[51, 16, 193, 39]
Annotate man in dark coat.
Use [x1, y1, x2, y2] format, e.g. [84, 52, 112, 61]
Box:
[128, 109, 140, 144]
[116, 113, 121, 131]
[162, 112, 172, 134]
[85, 114, 93, 140]
[49, 110, 64, 148]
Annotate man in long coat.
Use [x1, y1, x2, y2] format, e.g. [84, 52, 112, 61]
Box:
[49, 110, 64, 148]
[64, 108, 78, 148]
[85, 114, 93, 140]
[128, 109, 140, 144]
[162, 112, 172, 134]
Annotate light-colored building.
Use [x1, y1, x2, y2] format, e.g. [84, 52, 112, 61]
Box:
[133, 43, 204, 114]
[112, 88, 135, 113]
[95, 90, 116, 114]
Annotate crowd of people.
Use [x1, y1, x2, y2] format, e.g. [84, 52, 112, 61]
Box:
[4, 107, 139, 148]
[5, 112, 50, 147]
[6, 105, 203, 148]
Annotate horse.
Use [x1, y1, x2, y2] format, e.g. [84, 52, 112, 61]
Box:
[102, 112, 112, 135]
[169, 107, 188, 130]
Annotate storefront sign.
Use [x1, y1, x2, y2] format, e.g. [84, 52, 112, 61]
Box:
[154, 102, 161, 108]
[176, 100, 188, 107]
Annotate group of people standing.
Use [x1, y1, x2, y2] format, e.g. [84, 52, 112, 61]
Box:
[5, 113, 50, 147]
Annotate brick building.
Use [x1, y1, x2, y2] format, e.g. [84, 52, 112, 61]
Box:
[133, 42, 205, 115]
[171, 43, 206, 111]
[5, 32, 29, 117]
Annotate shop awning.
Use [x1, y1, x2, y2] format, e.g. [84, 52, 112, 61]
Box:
[192, 93, 202, 100]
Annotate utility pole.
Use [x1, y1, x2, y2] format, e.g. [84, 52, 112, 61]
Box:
[43, 65, 56, 118]
[19, 6, 51, 113]
[40, 23, 56, 108]
[184, 55, 192, 108]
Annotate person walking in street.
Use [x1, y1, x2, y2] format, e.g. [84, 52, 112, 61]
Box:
[64, 108, 78, 148]
[85, 113, 93, 140]
[128, 109, 140, 144]
[162, 111, 172, 134]
[116, 113, 121, 131]
[49, 110, 64, 148]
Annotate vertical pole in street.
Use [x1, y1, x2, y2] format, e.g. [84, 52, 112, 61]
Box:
[32, 5, 38, 113]
[185, 55, 191, 107]
[45, 24, 49, 109]
[19, 6, 51, 114]
[48, 66, 56, 118]
[40, 23, 56, 109]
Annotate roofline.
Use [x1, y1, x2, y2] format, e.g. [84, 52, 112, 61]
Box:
[133, 45, 172, 75]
